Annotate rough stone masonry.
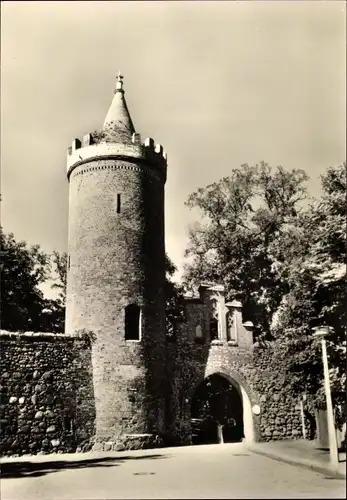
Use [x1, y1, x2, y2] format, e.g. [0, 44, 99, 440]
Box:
[0, 75, 304, 456]
[0, 331, 95, 456]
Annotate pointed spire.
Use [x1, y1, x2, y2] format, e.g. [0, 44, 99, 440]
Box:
[103, 73, 135, 143]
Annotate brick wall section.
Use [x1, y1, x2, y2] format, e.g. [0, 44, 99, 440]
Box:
[166, 289, 304, 445]
[0, 331, 95, 457]
[66, 156, 167, 447]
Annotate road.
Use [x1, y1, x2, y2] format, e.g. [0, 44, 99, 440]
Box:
[1, 443, 345, 499]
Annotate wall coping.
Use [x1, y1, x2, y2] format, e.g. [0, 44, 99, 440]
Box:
[0, 330, 87, 341]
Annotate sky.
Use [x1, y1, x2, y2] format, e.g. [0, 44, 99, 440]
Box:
[1, 1, 346, 294]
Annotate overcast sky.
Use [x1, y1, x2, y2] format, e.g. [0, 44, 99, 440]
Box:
[1, 1, 346, 290]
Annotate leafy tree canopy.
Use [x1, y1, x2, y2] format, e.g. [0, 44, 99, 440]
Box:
[270, 164, 346, 409]
[184, 162, 346, 409]
[1, 239, 184, 338]
[1, 229, 50, 331]
[183, 162, 309, 337]
[41, 251, 67, 333]
[0, 229, 67, 333]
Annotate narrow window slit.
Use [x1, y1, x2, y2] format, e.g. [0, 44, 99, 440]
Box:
[124, 304, 141, 341]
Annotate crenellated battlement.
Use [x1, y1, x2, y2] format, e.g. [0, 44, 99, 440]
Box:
[141, 135, 167, 163]
[67, 131, 167, 161]
[67, 131, 167, 181]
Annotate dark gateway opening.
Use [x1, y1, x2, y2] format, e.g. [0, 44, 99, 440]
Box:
[191, 374, 244, 445]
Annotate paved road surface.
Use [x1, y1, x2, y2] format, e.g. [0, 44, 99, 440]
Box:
[1, 443, 345, 499]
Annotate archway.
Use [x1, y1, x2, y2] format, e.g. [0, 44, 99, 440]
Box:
[190, 373, 244, 445]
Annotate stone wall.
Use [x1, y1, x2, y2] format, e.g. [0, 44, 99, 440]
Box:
[0, 288, 305, 457]
[165, 285, 304, 445]
[166, 341, 304, 444]
[0, 331, 95, 457]
[252, 343, 304, 441]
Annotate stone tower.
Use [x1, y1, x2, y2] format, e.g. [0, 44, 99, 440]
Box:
[65, 75, 167, 449]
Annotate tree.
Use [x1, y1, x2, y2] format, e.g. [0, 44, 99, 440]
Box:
[165, 254, 186, 339]
[184, 161, 346, 410]
[0, 229, 50, 331]
[39, 251, 68, 333]
[50, 250, 67, 305]
[270, 164, 346, 410]
[183, 162, 309, 338]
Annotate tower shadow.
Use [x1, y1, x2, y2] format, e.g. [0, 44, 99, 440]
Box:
[0, 453, 169, 479]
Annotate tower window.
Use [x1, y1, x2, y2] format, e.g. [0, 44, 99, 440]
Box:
[124, 304, 141, 341]
[68, 256, 70, 270]
[117, 194, 121, 213]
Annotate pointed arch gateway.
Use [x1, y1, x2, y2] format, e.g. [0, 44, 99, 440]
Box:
[184, 369, 257, 445]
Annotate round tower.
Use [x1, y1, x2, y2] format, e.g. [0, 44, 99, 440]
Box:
[65, 74, 167, 449]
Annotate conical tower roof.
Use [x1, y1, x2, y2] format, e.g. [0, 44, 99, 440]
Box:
[103, 73, 135, 143]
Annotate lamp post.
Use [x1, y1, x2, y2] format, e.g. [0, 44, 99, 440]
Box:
[312, 326, 339, 469]
[300, 394, 307, 440]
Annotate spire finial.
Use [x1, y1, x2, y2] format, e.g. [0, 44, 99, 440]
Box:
[103, 72, 135, 139]
[116, 72, 124, 92]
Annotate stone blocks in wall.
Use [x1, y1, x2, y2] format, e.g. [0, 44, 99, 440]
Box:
[0, 331, 95, 457]
[165, 307, 302, 446]
[65, 155, 167, 447]
[251, 344, 303, 442]
[93, 433, 164, 452]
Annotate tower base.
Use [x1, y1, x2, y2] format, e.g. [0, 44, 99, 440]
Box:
[92, 433, 164, 452]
